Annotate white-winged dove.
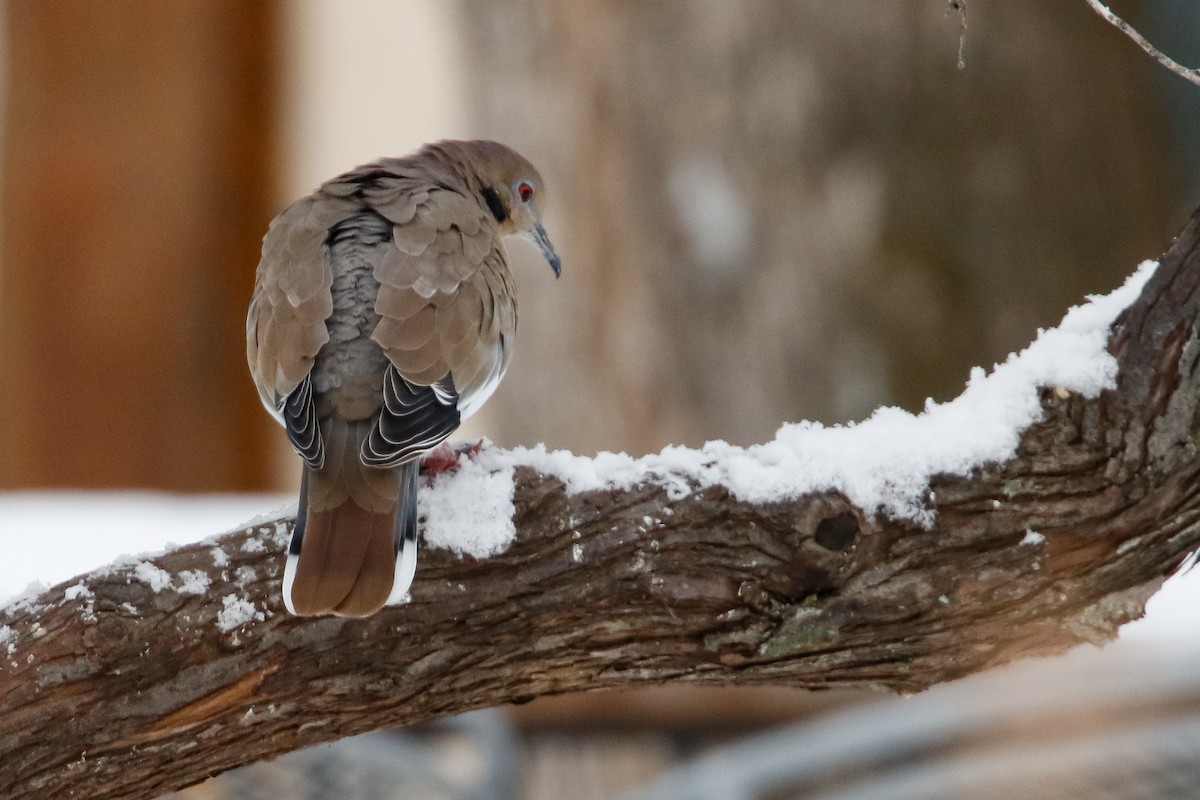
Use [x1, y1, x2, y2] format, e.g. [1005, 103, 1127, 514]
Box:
[247, 140, 561, 617]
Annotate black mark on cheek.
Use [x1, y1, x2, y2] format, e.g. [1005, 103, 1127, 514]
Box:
[480, 185, 509, 224]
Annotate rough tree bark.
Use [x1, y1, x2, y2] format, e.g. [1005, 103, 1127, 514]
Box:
[2, 210, 1200, 799]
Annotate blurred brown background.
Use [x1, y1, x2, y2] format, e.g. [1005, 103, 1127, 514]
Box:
[0, 1, 1197, 798]
[1, 0, 1194, 495]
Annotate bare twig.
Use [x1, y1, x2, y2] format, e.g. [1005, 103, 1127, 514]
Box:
[947, 0, 967, 70]
[1085, 0, 1200, 88]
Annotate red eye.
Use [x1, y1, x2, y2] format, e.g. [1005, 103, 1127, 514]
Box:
[518, 181, 534, 203]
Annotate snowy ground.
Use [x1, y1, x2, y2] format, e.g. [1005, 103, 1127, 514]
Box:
[0, 491, 292, 606]
[0, 490, 1194, 643]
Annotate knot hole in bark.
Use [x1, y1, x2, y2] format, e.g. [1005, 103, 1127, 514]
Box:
[813, 512, 859, 551]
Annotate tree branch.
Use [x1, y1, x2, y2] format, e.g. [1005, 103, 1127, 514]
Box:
[4, 210, 1200, 799]
[1085, 0, 1200, 87]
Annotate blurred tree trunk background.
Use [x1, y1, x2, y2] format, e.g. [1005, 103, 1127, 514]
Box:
[0, 0, 1192, 494]
[459, 0, 1186, 459]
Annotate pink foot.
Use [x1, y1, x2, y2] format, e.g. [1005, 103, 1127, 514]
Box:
[420, 439, 485, 475]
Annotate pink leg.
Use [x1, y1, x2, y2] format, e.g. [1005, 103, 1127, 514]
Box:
[420, 439, 485, 475]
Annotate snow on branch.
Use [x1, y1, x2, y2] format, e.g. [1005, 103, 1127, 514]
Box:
[1085, 0, 1200, 88]
[429, 259, 1156, 552]
[4, 210, 1200, 800]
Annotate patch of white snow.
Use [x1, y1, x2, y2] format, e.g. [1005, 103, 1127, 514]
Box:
[210, 547, 230, 567]
[133, 562, 173, 593]
[63, 582, 92, 601]
[420, 457, 516, 557]
[240, 537, 266, 554]
[217, 594, 264, 632]
[222, 502, 294, 535]
[176, 570, 211, 595]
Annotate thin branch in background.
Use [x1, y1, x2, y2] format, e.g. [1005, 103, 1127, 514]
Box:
[1085, 0, 1200, 88]
[947, 0, 967, 70]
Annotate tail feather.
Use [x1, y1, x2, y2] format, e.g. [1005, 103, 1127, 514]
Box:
[329, 503, 400, 616]
[281, 418, 422, 617]
[386, 460, 420, 606]
[287, 501, 397, 617]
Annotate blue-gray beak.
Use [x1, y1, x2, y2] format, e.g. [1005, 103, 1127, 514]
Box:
[532, 223, 562, 278]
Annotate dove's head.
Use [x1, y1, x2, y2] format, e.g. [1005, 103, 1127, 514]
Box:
[429, 139, 562, 278]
